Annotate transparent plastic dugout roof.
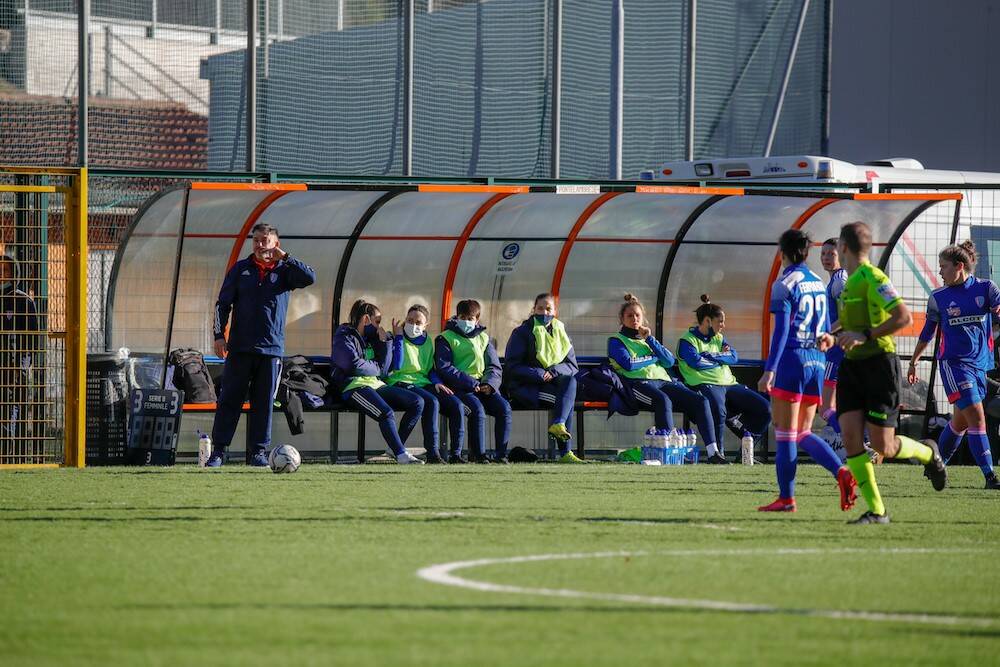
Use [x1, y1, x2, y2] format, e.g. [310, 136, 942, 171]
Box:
[107, 183, 961, 370]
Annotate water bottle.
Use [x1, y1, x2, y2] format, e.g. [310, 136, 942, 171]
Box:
[655, 429, 668, 463]
[684, 428, 695, 463]
[668, 429, 680, 464]
[197, 429, 212, 467]
[642, 427, 655, 461]
[740, 430, 754, 466]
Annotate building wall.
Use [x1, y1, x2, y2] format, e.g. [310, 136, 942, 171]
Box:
[830, 0, 1000, 171]
[22, 12, 239, 116]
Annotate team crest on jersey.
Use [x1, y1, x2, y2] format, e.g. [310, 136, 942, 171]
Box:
[242, 270, 250, 276]
[976, 296, 985, 308]
[270, 273, 278, 283]
[947, 302, 961, 317]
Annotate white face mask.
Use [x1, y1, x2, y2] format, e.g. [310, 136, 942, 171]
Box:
[455, 319, 477, 334]
[404, 322, 424, 339]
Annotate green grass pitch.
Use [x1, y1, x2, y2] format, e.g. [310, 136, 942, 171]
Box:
[2, 463, 998, 666]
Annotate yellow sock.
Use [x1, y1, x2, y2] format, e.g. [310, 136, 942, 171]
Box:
[894, 435, 932, 464]
[846, 452, 886, 516]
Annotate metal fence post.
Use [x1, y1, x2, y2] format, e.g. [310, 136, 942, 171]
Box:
[147, 0, 157, 39]
[78, 0, 89, 167]
[65, 168, 88, 467]
[764, 0, 810, 157]
[246, 0, 257, 171]
[610, 0, 623, 180]
[103, 25, 112, 97]
[685, 0, 696, 161]
[403, 0, 414, 176]
[551, 0, 562, 179]
[212, 0, 221, 44]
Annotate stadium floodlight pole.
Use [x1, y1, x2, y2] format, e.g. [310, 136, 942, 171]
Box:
[685, 0, 696, 161]
[764, 0, 810, 157]
[551, 0, 562, 179]
[611, 0, 623, 180]
[78, 0, 89, 167]
[403, 0, 413, 176]
[246, 0, 257, 172]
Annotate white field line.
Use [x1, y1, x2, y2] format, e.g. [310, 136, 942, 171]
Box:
[416, 548, 999, 628]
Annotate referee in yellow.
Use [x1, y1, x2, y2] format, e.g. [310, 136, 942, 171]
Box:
[817, 222, 947, 525]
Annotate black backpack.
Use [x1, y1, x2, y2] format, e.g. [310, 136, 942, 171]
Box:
[168, 348, 217, 403]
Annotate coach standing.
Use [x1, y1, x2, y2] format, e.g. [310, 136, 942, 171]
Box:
[207, 223, 316, 467]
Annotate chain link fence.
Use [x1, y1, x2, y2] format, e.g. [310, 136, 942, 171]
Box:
[2, 0, 829, 178]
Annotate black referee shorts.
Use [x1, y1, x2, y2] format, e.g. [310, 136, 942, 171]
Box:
[836, 352, 901, 428]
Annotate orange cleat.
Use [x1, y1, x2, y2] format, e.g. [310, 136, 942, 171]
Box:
[757, 497, 796, 512]
[837, 466, 858, 511]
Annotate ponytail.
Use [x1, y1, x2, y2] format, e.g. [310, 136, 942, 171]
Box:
[940, 240, 978, 271]
[695, 294, 723, 323]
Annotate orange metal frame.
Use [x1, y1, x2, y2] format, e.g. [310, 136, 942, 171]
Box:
[757, 192, 963, 359]
[759, 197, 839, 358]
[439, 192, 519, 328]
[549, 192, 622, 299]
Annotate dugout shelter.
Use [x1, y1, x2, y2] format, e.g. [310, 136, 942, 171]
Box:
[105, 181, 961, 459]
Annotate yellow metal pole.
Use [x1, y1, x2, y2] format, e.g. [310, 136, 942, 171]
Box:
[64, 168, 88, 468]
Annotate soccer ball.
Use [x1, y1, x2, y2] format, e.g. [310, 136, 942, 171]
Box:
[268, 444, 301, 473]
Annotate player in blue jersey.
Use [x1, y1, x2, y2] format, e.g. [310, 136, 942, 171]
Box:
[907, 240, 1000, 489]
[820, 238, 848, 449]
[758, 229, 857, 512]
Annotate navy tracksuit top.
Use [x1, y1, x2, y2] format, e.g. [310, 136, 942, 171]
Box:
[213, 254, 316, 356]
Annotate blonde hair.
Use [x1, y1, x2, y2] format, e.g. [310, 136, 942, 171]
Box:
[619, 292, 644, 321]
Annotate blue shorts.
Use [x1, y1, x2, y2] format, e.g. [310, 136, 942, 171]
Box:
[772, 347, 825, 405]
[939, 359, 987, 410]
[824, 345, 844, 387]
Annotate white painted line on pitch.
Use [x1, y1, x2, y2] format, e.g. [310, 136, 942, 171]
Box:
[416, 548, 999, 628]
[589, 519, 742, 531]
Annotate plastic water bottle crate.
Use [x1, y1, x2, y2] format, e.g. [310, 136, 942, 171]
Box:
[641, 446, 699, 465]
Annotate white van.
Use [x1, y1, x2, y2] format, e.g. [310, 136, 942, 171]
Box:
[639, 155, 1000, 187]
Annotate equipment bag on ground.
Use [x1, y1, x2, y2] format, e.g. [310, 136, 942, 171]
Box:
[168, 348, 216, 403]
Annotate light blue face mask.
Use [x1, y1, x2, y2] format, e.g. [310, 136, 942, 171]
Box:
[455, 319, 477, 334]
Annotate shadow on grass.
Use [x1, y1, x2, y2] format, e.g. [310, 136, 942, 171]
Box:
[116, 601, 1000, 636]
[1, 514, 481, 524]
[0, 505, 256, 513]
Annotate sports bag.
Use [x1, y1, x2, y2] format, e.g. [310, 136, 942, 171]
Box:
[168, 348, 217, 403]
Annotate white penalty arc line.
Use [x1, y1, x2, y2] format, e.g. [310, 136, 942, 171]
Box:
[416, 548, 1000, 628]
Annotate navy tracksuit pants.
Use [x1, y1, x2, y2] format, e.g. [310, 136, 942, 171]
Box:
[456, 391, 512, 457]
[507, 373, 577, 455]
[346, 384, 423, 457]
[211, 351, 282, 460]
[396, 384, 468, 455]
[696, 383, 771, 449]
